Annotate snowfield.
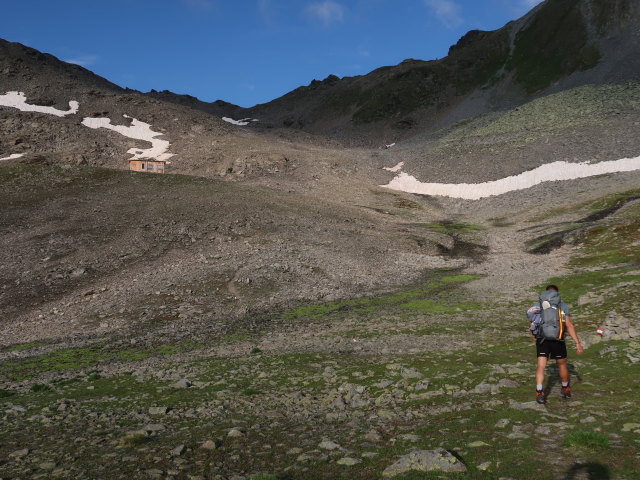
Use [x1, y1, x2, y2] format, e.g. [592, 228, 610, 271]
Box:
[0, 153, 25, 162]
[0, 91, 79, 117]
[382, 157, 640, 200]
[81, 115, 174, 161]
[1, 91, 174, 162]
[383, 161, 404, 172]
[222, 117, 258, 126]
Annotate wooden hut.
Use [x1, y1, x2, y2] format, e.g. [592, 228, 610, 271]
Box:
[129, 159, 166, 174]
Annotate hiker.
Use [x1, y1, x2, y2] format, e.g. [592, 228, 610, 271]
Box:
[526, 285, 583, 404]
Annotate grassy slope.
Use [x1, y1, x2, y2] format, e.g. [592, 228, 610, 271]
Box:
[1, 186, 639, 479]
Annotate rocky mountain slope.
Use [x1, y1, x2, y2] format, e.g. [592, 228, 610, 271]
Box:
[1, 1, 639, 478]
[167, 0, 640, 146]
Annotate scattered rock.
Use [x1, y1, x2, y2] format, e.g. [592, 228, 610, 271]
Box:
[143, 424, 166, 434]
[510, 401, 547, 412]
[495, 418, 510, 428]
[318, 440, 341, 450]
[364, 429, 382, 442]
[382, 449, 467, 477]
[468, 440, 490, 448]
[173, 379, 192, 388]
[168, 444, 185, 456]
[201, 439, 222, 450]
[9, 448, 29, 458]
[400, 367, 423, 379]
[337, 457, 361, 466]
[148, 406, 169, 415]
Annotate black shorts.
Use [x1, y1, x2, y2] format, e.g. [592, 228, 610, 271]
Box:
[536, 339, 567, 359]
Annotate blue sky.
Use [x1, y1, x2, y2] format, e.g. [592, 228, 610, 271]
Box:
[1, 0, 541, 107]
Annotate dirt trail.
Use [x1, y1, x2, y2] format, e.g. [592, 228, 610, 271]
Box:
[463, 224, 572, 301]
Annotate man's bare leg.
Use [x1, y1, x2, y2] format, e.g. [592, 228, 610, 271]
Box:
[557, 358, 569, 384]
[557, 358, 572, 398]
[535, 356, 548, 403]
[536, 356, 548, 386]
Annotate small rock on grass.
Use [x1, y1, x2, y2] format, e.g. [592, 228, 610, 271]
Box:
[622, 423, 640, 432]
[478, 461, 492, 471]
[364, 429, 382, 442]
[510, 401, 547, 411]
[318, 440, 341, 450]
[149, 406, 169, 415]
[382, 449, 467, 477]
[495, 418, 510, 428]
[9, 448, 29, 458]
[173, 379, 192, 388]
[228, 428, 244, 438]
[201, 440, 222, 450]
[170, 444, 186, 456]
[144, 424, 166, 433]
[468, 441, 490, 448]
[337, 457, 361, 466]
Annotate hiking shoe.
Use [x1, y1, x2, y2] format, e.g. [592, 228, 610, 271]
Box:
[561, 385, 572, 399]
[536, 390, 546, 404]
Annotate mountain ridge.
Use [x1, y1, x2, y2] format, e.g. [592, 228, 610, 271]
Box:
[150, 0, 639, 145]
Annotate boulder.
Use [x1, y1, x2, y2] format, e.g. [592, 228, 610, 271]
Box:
[382, 449, 466, 477]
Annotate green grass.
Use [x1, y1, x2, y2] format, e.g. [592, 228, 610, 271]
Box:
[398, 299, 480, 314]
[0, 388, 16, 398]
[351, 29, 509, 124]
[2, 341, 45, 353]
[507, 0, 600, 93]
[591, 0, 634, 33]
[284, 270, 484, 320]
[0, 343, 189, 381]
[563, 431, 610, 449]
[423, 222, 485, 233]
[463, 84, 640, 143]
[30, 383, 53, 392]
[242, 388, 262, 396]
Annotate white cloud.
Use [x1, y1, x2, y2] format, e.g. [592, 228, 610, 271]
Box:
[258, 0, 275, 25]
[64, 54, 98, 67]
[424, 0, 463, 29]
[306, 1, 345, 26]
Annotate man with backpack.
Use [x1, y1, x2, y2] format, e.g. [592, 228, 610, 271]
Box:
[526, 285, 583, 404]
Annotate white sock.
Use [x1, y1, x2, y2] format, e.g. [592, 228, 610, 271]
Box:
[562, 382, 569, 387]
[536, 384, 543, 391]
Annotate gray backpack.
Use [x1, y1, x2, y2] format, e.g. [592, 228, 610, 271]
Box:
[537, 290, 565, 342]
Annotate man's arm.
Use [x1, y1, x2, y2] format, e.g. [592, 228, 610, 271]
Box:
[565, 316, 583, 354]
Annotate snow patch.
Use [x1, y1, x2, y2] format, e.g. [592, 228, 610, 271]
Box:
[385, 143, 396, 149]
[0, 91, 79, 117]
[382, 157, 640, 200]
[383, 161, 404, 173]
[0, 153, 24, 162]
[222, 117, 258, 126]
[81, 115, 174, 161]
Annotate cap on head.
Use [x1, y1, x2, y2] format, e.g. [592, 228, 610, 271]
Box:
[546, 285, 559, 292]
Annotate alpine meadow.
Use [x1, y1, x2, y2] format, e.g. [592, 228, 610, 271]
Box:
[1, 0, 639, 479]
